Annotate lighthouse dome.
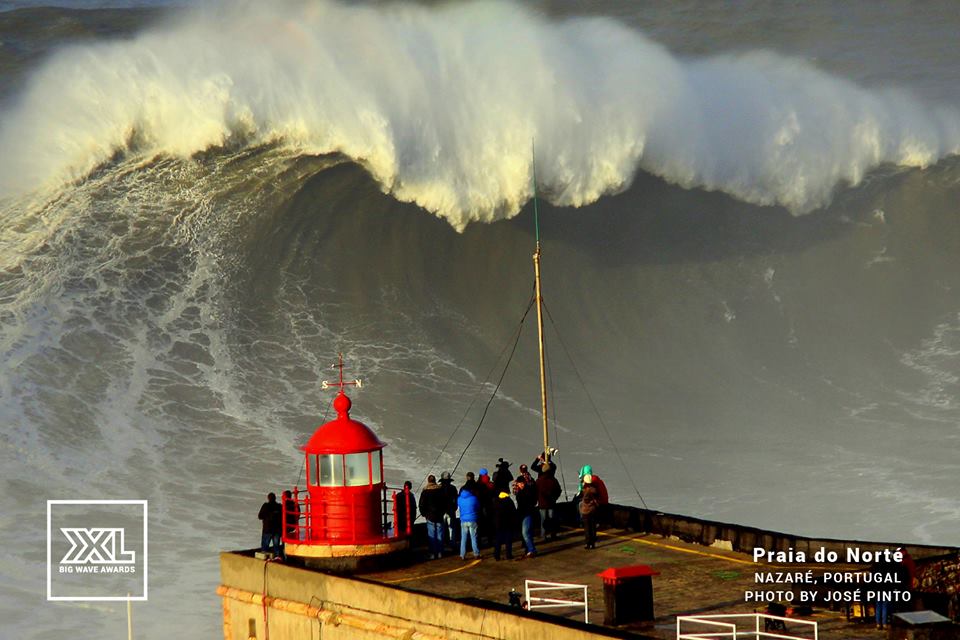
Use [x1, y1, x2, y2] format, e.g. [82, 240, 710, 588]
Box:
[302, 392, 385, 454]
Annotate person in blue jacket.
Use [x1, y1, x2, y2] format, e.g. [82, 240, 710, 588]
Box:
[458, 481, 481, 560]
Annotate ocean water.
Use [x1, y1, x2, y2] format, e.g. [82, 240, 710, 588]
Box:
[1, 1, 958, 638]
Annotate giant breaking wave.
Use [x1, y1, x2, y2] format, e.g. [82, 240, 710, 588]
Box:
[1, 0, 959, 229]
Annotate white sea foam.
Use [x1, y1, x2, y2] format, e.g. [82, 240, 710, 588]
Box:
[1, 0, 958, 229]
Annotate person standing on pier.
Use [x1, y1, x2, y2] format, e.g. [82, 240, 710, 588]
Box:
[514, 464, 538, 557]
[491, 490, 517, 561]
[257, 492, 283, 559]
[439, 471, 460, 551]
[871, 552, 913, 629]
[577, 463, 609, 525]
[579, 476, 600, 550]
[534, 456, 562, 540]
[457, 481, 481, 560]
[419, 475, 446, 559]
[393, 480, 417, 537]
[476, 468, 494, 546]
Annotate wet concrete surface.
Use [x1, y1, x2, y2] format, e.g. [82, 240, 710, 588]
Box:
[358, 526, 891, 640]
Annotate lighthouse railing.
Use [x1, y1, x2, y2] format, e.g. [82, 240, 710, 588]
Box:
[281, 485, 413, 545]
[386, 485, 415, 539]
[281, 489, 310, 543]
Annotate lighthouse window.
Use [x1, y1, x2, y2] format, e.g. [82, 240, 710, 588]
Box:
[371, 450, 382, 484]
[343, 452, 370, 486]
[316, 454, 340, 486]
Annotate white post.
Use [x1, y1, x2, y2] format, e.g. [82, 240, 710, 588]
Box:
[583, 585, 589, 624]
[755, 612, 760, 639]
[127, 593, 133, 640]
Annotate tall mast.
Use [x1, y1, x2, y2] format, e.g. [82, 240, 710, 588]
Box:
[532, 142, 551, 466]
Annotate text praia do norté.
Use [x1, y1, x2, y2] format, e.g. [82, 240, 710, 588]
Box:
[745, 547, 911, 604]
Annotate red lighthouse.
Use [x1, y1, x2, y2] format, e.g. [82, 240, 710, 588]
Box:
[283, 356, 411, 565]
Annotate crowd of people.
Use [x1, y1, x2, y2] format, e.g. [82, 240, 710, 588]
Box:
[256, 452, 611, 562]
[400, 452, 609, 561]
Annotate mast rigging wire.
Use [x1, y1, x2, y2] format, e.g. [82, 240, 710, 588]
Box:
[542, 301, 650, 510]
[449, 293, 537, 477]
[419, 286, 537, 489]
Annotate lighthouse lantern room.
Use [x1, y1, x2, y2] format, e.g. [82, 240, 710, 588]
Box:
[283, 356, 411, 562]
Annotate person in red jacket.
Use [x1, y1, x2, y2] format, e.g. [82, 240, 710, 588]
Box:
[596, 477, 609, 503]
[575, 464, 609, 525]
[476, 467, 495, 546]
[393, 480, 417, 537]
[533, 455, 562, 540]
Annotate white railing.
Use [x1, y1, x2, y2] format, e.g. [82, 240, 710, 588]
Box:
[677, 614, 817, 640]
[524, 579, 590, 623]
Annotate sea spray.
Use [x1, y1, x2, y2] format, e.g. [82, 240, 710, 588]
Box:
[0, 0, 959, 230]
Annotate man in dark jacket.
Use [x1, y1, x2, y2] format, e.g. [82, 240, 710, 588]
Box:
[258, 492, 283, 558]
[460, 471, 477, 494]
[419, 475, 446, 559]
[534, 458, 562, 540]
[439, 471, 460, 550]
[492, 458, 513, 493]
[393, 480, 417, 537]
[871, 555, 914, 628]
[513, 464, 539, 557]
[492, 490, 517, 561]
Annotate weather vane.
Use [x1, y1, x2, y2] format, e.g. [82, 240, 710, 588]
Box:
[321, 352, 363, 391]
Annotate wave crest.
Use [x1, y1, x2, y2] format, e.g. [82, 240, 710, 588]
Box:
[1, 0, 958, 229]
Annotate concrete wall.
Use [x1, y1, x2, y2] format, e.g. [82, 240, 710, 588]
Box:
[591, 504, 958, 561]
[219, 551, 644, 640]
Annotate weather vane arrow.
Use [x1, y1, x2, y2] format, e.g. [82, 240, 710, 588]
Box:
[321, 353, 363, 391]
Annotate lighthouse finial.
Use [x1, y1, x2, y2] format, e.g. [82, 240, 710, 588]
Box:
[321, 353, 363, 392]
[321, 354, 363, 417]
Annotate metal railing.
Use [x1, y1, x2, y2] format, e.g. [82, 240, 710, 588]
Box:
[524, 579, 590, 623]
[281, 485, 415, 545]
[676, 614, 818, 640]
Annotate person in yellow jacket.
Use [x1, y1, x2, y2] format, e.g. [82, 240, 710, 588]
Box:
[491, 490, 516, 560]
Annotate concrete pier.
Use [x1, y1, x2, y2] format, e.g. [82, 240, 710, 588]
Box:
[220, 504, 959, 640]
